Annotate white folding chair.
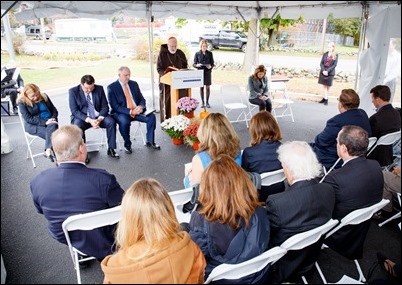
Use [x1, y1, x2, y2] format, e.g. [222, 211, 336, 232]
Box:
[132, 121, 146, 145]
[266, 67, 294, 122]
[244, 84, 259, 120]
[204, 246, 287, 284]
[315, 199, 390, 284]
[17, 109, 44, 168]
[221, 84, 249, 128]
[279, 219, 339, 284]
[366, 130, 401, 158]
[379, 193, 401, 228]
[168, 187, 193, 224]
[62, 206, 121, 284]
[260, 169, 286, 187]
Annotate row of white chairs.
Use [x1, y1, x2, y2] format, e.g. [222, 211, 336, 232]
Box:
[221, 83, 294, 129]
[61, 191, 390, 283]
[17, 108, 146, 167]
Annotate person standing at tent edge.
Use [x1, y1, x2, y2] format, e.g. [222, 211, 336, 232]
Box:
[157, 36, 189, 122]
[318, 42, 338, 106]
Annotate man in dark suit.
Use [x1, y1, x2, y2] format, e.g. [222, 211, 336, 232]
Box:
[367, 85, 401, 167]
[266, 141, 335, 283]
[323, 125, 383, 260]
[69, 74, 119, 163]
[107, 66, 160, 154]
[30, 125, 125, 261]
[310, 88, 372, 170]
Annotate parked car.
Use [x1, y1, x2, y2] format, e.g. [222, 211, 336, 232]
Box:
[199, 30, 247, 52]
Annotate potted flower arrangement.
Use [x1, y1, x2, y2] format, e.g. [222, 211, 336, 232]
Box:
[160, 115, 191, 145]
[183, 118, 201, 150]
[176, 97, 199, 118]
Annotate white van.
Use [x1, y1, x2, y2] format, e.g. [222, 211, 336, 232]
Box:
[25, 25, 51, 40]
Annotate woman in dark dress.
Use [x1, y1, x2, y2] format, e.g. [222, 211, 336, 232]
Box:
[193, 39, 214, 108]
[318, 42, 338, 105]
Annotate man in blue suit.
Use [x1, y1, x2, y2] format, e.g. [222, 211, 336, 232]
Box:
[107, 66, 160, 154]
[30, 125, 125, 261]
[310, 88, 372, 170]
[69, 74, 119, 163]
[323, 125, 383, 260]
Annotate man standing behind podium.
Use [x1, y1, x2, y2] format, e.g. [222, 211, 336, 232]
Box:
[157, 36, 188, 122]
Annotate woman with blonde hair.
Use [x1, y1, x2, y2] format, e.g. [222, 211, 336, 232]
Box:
[318, 42, 338, 105]
[248, 64, 272, 112]
[193, 39, 214, 108]
[187, 154, 270, 283]
[184, 112, 241, 188]
[17, 83, 59, 162]
[101, 178, 206, 284]
[242, 111, 284, 201]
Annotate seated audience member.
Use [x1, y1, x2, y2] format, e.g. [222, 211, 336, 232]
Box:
[107, 66, 160, 154]
[17, 83, 59, 162]
[30, 125, 125, 261]
[184, 112, 241, 188]
[367, 85, 401, 167]
[322, 125, 383, 260]
[101, 178, 206, 284]
[242, 111, 284, 202]
[266, 141, 335, 283]
[1, 66, 24, 114]
[373, 165, 401, 221]
[310, 88, 372, 170]
[248, 64, 272, 112]
[69, 74, 120, 164]
[186, 154, 270, 283]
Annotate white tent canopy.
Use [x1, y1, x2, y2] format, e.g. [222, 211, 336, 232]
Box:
[1, 1, 401, 114]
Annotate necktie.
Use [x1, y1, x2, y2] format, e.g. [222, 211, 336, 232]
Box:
[86, 93, 96, 119]
[124, 84, 134, 110]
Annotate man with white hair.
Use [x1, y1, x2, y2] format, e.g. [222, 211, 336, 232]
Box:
[156, 36, 188, 122]
[266, 141, 335, 283]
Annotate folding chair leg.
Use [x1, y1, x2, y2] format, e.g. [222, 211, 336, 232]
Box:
[354, 259, 366, 283]
[315, 262, 328, 284]
[73, 251, 82, 284]
[379, 212, 401, 227]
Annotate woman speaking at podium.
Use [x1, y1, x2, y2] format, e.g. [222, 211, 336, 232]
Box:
[157, 36, 188, 122]
[193, 39, 214, 108]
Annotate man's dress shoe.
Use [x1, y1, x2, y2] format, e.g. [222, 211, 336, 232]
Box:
[146, 142, 161, 150]
[107, 148, 120, 158]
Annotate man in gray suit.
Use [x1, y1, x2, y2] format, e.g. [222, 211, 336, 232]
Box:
[266, 141, 335, 283]
[323, 125, 383, 260]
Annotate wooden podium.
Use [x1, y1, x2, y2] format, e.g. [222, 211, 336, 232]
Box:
[160, 69, 204, 116]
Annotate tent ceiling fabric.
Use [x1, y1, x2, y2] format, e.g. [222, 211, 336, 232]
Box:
[1, 1, 397, 21]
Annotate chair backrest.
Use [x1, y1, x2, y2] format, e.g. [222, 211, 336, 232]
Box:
[325, 199, 389, 238]
[168, 187, 193, 206]
[260, 169, 286, 187]
[279, 219, 338, 251]
[204, 246, 287, 284]
[366, 130, 401, 157]
[221, 84, 245, 103]
[62, 206, 121, 259]
[168, 187, 193, 224]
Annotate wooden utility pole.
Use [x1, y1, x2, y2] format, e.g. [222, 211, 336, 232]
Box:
[320, 18, 327, 54]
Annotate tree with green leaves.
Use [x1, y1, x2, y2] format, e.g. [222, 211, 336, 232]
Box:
[260, 15, 303, 48]
[327, 14, 361, 46]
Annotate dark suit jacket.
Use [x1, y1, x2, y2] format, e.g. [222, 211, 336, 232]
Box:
[312, 108, 372, 169]
[30, 163, 124, 261]
[368, 104, 401, 166]
[69, 84, 110, 122]
[18, 96, 58, 134]
[107, 80, 146, 116]
[323, 156, 383, 259]
[266, 179, 335, 283]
